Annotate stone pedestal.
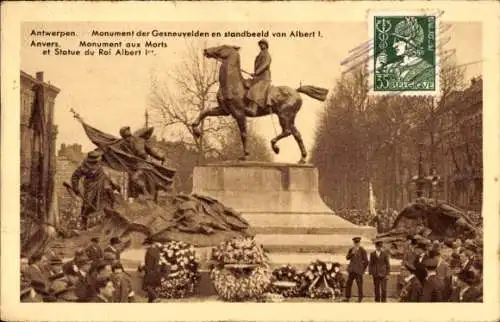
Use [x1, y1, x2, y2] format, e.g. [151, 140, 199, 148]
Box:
[193, 162, 376, 252]
[120, 163, 393, 298]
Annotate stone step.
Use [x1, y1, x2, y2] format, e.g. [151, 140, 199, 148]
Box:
[255, 234, 376, 253]
[244, 213, 377, 236]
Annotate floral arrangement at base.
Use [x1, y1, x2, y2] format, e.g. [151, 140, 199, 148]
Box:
[269, 264, 309, 297]
[211, 237, 268, 265]
[304, 260, 344, 300]
[210, 237, 271, 301]
[210, 266, 270, 301]
[153, 240, 200, 299]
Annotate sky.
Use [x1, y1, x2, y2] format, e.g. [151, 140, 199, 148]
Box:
[21, 21, 482, 163]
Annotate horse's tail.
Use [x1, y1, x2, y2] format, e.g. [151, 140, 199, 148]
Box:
[296, 85, 329, 102]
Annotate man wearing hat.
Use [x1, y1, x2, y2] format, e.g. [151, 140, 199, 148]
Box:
[398, 235, 418, 294]
[85, 237, 104, 262]
[461, 242, 478, 273]
[71, 150, 120, 230]
[446, 253, 464, 302]
[343, 236, 369, 302]
[368, 240, 390, 302]
[399, 262, 423, 302]
[91, 277, 116, 303]
[104, 236, 130, 262]
[63, 249, 89, 275]
[47, 257, 66, 281]
[420, 257, 445, 302]
[111, 262, 135, 303]
[413, 240, 430, 283]
[142, 237, 162, 303]
[245, 39, 272, 116]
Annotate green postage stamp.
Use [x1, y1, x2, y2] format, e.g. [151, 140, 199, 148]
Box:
[370, 12, 439, 95]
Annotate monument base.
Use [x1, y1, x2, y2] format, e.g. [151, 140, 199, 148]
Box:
[192, 162, 376, 254]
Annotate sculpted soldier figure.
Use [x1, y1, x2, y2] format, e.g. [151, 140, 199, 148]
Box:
[71, 151, 120, 230]
[119, 126, 166, 199]
[245, 39, 272, 116]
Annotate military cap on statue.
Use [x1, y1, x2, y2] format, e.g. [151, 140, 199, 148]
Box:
[86, 150, 102, 163]
[119, 126, 131, 137]
[352, 237, 361, 243]
[258, 39, 269, 47]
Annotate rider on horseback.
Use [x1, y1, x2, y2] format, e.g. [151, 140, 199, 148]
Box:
[245, 39, 272, 116]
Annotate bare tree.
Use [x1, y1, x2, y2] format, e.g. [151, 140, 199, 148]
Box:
[149, 40, 233, 162]
[407, 56, 466, 167]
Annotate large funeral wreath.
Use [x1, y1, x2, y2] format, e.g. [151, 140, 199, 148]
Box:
[269, 264, 309, 297]
[153, 240, 200, 299]
[303, 260, 345, 299]
[210, 237, 271, 301]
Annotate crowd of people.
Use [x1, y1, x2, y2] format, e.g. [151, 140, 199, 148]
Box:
[397, 235, 483, 302]
[20, 236, 135, 303]
[341, 235, 483, 302]
[336, 208, 399, 233]
[20, 217, 483, 303]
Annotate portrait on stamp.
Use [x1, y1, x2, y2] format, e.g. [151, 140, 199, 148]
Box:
[374, 15, 436, 92]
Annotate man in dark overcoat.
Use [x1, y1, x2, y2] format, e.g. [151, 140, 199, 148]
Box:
[85, 237, 104, 262]
[420, 257, 446, 302]
[343, 236, 369, 302]
[369, 240, 390, 302]
[399, 262, 423, 302]
[413, 240, 430, 283]
[142, 238, 162, 303]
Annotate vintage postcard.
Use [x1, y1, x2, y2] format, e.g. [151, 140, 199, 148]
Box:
[1, 1, 499, 321]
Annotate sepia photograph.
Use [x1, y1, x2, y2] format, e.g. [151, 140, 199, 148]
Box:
[2, 1, 499, 321]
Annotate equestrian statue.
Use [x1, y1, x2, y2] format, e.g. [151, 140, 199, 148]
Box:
[191, 39, 329, 164]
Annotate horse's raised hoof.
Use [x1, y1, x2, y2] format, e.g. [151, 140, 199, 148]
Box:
[238, 155, 248, 161]
[298, 158, 306, 165]
[272, 144, 280, 154]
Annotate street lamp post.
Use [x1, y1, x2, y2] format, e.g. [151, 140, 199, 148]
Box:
[412, 143, 427, 199]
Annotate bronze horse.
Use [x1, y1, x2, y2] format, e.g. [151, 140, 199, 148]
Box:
[191, 45, 328, 164]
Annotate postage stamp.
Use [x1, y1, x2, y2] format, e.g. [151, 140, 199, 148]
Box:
[2, 1, 500, 321]
[369, 12, 439, 95]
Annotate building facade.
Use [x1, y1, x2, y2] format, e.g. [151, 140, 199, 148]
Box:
[436, 77, 483, 210]
[20, 71, 60, 225]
